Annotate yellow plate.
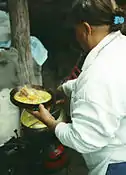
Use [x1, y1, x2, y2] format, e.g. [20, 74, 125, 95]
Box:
[14, 90, 52, 104]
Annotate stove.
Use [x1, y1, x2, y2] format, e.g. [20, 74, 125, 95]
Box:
[0, 130, 69, 175]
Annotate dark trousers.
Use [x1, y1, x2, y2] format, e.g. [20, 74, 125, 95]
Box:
[106, 162, 126, 175]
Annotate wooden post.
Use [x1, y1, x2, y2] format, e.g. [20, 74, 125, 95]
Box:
[8, 0, 36, 85]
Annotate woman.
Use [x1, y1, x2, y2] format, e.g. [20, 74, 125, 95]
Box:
[31, 0, 126, 174]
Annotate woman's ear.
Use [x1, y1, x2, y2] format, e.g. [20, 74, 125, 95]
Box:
[82, 22, 92, 36]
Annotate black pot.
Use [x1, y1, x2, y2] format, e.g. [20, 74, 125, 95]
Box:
[10, 85, 55, 110]
[20, 107, 62, 145]
[21, 124, 53, 146]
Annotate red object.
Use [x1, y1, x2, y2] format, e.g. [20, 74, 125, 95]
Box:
[44, 152, 68, 170]
[49, 144, 64, 159]
[42, 141, 69, 172]
[66, 65, 81, 80]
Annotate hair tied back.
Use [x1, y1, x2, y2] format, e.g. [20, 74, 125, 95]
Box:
[114, 16, 125, 25]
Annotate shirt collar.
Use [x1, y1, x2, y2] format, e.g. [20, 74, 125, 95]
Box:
[81, 31, 122, 71]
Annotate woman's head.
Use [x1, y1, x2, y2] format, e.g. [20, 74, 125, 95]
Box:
[70, 0, 125, 50]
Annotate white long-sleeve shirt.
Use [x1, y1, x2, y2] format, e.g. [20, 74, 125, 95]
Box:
[55, 31, 126, 175]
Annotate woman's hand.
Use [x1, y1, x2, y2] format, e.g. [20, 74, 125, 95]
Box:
[30, 104, 59, 130]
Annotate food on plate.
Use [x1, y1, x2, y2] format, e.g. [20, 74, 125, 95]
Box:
[14, 85, 52, 104]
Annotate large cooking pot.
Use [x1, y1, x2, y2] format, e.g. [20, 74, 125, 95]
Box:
[20, 105, 67, 145]
[10, 85, 55, 110]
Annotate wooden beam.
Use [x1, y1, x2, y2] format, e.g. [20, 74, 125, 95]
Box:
[8, 0, 36, 85]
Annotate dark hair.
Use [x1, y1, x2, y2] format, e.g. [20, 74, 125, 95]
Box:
[70, 0, 125, 32]
[115, 0, 126, 6]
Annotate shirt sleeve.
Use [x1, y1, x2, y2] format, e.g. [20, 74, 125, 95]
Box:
[62, 79, 77, 97]
[55, 98, 120, 154]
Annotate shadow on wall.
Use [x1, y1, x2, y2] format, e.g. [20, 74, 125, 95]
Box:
[28, 0, 83, 87]
[28, 0, 75, 50]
